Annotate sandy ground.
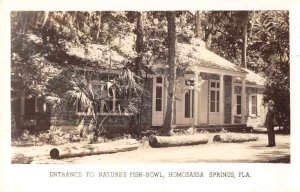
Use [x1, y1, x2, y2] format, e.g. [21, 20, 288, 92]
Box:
[11, 133, 290, 164]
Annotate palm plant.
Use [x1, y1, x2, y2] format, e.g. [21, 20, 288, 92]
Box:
[45, 68, 143, 142]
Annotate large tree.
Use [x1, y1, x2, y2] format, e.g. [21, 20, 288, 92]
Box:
[202, 11, 290, 129]
[195, 11, 202, 39]
[162, 11, 177, 136]
[240, 11, 250, 68]
[250, 11, 290, 130]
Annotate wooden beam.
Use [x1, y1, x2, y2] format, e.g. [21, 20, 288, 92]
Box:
[241, 77, 246, 124]
[193, 73, 199, 125]
[219, 74, 224, 124]
[231, 76, 235, 124]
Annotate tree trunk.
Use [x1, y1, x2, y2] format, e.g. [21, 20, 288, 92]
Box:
[205, 30, 212, 49]
[135, 12, 145, 137]
[195, 11, 202, 39]
[213, 134, 258, 143]
[136, 12, 144, 75]
[149, 134, 209, 148]
[162, 12, 177, 136]
[50, 139, 139, 159]
[241, 12, 249, 68]
[96, 11, 102, 41]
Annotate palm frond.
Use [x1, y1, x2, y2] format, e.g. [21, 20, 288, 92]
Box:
[44, 95, 64, 109]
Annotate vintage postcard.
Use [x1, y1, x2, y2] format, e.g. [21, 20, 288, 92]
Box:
[1, 0, 300, 191]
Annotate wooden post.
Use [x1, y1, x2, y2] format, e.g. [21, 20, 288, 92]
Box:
[231, 76, 235, 124]
[241, 77, 246, 124]
[193, 73, 199, 125]
[219, 74, 224, 124]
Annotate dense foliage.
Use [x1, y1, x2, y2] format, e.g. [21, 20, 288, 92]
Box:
[202, 11, 289, 129]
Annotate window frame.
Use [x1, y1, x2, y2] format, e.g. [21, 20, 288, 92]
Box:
[76, 81, 128, 116]
[249, 94, 258, 116]
[235, 94, 242, 115]
[154, 76, 164, 112]
[209, 80, 220, 113]
[184, 77, 195, 118]
[184, 88, 194, 118]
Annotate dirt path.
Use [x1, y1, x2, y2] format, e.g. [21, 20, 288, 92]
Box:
[11, 134, 290, 164]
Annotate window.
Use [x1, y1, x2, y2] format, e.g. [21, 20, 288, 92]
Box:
[210, 81, 220, 88]
[103, 88, 115, 113]
[250, 95, 257, 116]
[155, 86, 163, 111]
[236, 95, 241, 115]
[184, 78, 195, 118]
[155, 77, 163, 112]
[76, 83, 123, 115]
[156, 77, 163, 84]
[210, 81, 220, 112]
[185, 89, 194, 118]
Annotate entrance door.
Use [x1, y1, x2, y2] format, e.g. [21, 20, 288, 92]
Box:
[176, 78, 195, 125]
[209, 80, 221, 124]
[183, 89, 194, 124]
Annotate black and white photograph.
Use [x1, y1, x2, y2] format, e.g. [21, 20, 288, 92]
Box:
[10, 10, 290, 164]
[1, 0, 300, 192]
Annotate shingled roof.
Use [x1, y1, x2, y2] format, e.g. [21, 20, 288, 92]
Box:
[176, 40, 246, 74]
[25, 33, 265, 86]
[64, 43, 135, 69]
[236, 68, 266, 86]
[175, 40, 266, 86]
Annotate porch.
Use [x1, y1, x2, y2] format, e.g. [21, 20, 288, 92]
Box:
[151, 70, 248, 127]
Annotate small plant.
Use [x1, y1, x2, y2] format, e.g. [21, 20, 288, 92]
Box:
[11, 130, 40, 146]
[219, 128, 228, 133]
[12, 127, 85, 146]
[39, 127, 66, 145]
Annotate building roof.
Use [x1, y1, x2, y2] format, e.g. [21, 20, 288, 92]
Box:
[236, 68, 266, 86]
[65, 40, 267, 86]
[64, 35, 137, 70]
[24, 33, 134, 70]
[25, 33, 265, 86]
[176, 40, 266, 86]
[176, 40, 246, 74]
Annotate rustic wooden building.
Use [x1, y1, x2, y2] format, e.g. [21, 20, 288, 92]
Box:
[12, 41, 267, 134]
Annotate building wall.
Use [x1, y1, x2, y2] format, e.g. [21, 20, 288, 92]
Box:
[48, 76, 154, 133]
[234, 86, 267, 128]
[14, 69, 266, 134]
[224, 76, 232, 124]
[170, 72, 265, 127]
[198, 80, 208, 124]
[174, 72, 233, 125]
[13, 71, 154, 135]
